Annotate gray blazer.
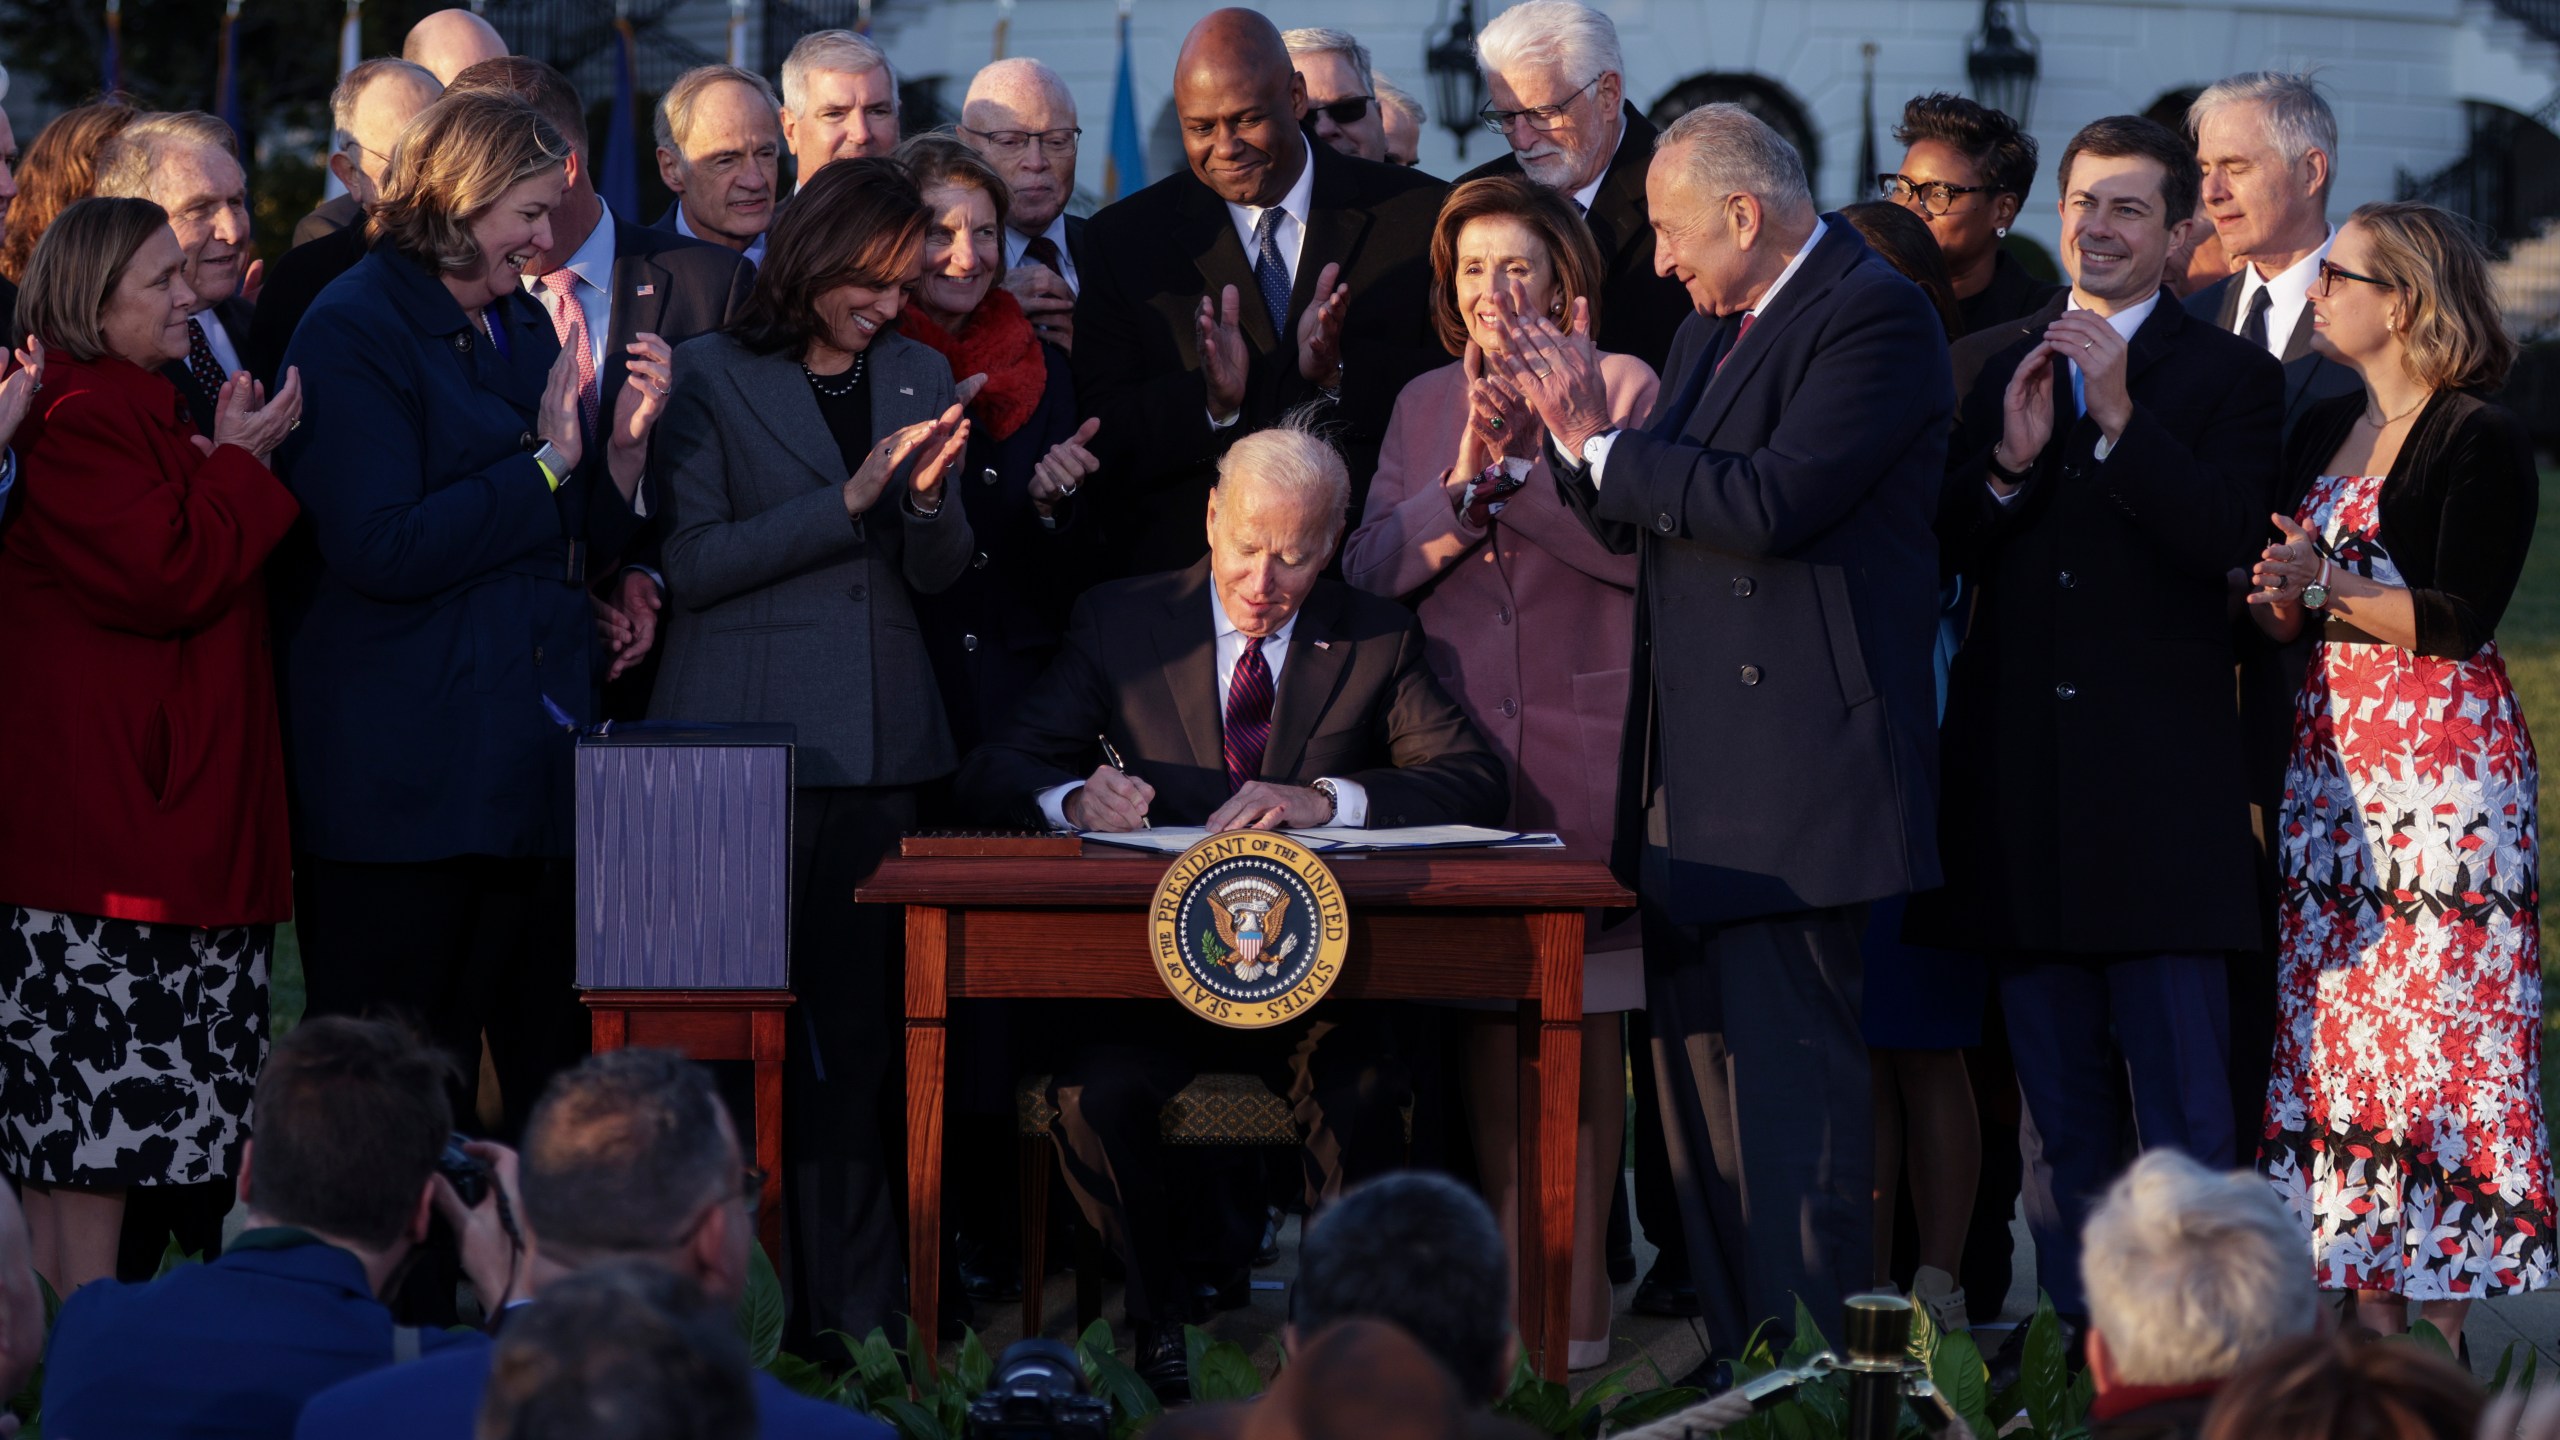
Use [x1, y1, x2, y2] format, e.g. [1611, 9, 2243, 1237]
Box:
[648, 329, 975, 787]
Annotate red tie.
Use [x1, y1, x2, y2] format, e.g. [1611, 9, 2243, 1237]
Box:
[1223, 637, 1274, 793]
[540, 269, 599, 430]
[1716, 312, 1756, 373]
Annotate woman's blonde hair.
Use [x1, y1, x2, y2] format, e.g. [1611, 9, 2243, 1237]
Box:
[15, 195, 172, 363]
[370, 90, 570, 276]
[2348, 200, 2517, 392]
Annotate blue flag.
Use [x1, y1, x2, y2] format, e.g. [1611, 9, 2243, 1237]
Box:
[216, 3, 241, 140]
[601, 20, 639, 219]
[1106, 6, 1144, 201]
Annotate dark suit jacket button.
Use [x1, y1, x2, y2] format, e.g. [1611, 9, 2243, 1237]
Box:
[1496, 604, 1512, 625]
[848, 585, 867, 601]
[1655, 514, 1675, 534]
[2055, 682, 2078, 700]
[1500, 696, 1519, 717]
[1731, 577, 1755, 598]
[980, 466, 1000, 486]
[1739, 665, 1762, 686]
[963, 633, 979, 652]
[972, 551, 990, 569]
[2058, 570, 2075, 588]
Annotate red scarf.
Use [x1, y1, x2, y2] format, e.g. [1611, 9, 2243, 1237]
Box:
[896, 285, 1048, 443]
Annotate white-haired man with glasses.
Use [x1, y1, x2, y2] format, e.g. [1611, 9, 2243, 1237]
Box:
[963, 57, 1086, 351]
[782, 29, 900, 188]
[1281, 28, 1388, 164]
[1460, 0, 1686, 371]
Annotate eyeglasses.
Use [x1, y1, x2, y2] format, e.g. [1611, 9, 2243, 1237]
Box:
[962, 125, 1082, 157]
[1479, 76, 1599, 134]
[1877, 173, 1993, 217]
[2315, 258, 2393, 294]
[1312, 95, 1375, 126]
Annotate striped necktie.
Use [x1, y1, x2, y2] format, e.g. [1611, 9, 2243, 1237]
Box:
[1223, 636, 1274, 792]
[1251, 208, 1293, 336]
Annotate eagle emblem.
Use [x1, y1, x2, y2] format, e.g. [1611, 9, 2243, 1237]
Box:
[1206, 877, 1296, 982]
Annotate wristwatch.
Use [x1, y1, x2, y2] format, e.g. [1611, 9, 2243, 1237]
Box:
[2301, 557, 2332, 611]
[529, 438, 571, 491]
[1310, 778, 1342, 825]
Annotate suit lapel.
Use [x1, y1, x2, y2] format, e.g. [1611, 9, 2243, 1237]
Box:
[1290, 145, 1371, 333]
[1154, 562, 1228, 776]
[1583, 106, 1657, 259]
[1678, 221, 1858, 441]
[1261, 582, 1349, 781]
[2279, 302, 2317, 364]
[1185, 178, 1280, 357]
[739, 346, 854, 484]
[2213, 274, 2242, 330]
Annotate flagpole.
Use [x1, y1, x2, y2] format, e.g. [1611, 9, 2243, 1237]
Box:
[991, 0, 1012, 62]
[103, 0, 122, 94]
[855, 0, 872, 35]
[600, 0, 639, 219]
[1106, 0, 1142, 201]
[216, 0, 244, 138]
[727, 0, 748, 67]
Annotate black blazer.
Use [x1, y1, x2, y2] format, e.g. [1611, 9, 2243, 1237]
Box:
[1072, 141, 1447, 576]
[160, 297, 255, 434]
[1555, 219, 1951, 926]
[956, 559, 1508, 830]
[293, 194, 362, 249]
[1459, 103, 1689, 373]
[2186, 272, 2362, 440]
[915, 342, 1101, 758]
[1916, 289, 2283, 953]
[1956, 248, 2064, 339]
[594, 216, 757, 469]
[2279, 388, 2538, 659]
[245, 223, 371, 387]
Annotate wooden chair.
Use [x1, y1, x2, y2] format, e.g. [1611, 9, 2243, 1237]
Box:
[585, 990, 794, 1260]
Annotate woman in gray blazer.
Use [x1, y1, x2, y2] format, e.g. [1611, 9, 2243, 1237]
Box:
[646, 157, 977, 1342]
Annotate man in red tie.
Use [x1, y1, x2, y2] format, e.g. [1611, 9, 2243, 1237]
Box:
[956, 418, 1505, 1399]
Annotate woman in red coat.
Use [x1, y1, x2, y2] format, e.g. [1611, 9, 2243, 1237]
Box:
[0, 196, 302, 1294]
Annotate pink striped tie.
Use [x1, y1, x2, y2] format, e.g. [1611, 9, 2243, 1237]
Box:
[1223, 637, 1274, 793]
[540, 269, 599, 430]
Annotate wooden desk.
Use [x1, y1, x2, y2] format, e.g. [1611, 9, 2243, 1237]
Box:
[860, 843, 1631, 1379]
[583, 989, 793, 1260]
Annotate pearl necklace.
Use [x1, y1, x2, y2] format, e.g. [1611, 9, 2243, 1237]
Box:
[803, 350, 867, 398]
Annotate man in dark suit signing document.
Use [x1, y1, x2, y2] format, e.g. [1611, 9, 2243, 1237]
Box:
[958, 418, 1505, 1398]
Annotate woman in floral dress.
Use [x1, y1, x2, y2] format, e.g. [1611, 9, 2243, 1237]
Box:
[2247, 201, 2548, 1354]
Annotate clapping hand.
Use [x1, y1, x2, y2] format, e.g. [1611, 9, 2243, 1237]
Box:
[604, 332, 674, 501]
[905, 399, 976, 516]
[0, 338, 45, 454]
[202, 365, 303, 463]
[1296, 261, 1348, 388]
[1993, 346, 2061, 490]
[2245, 514, 2323, 608]
[536, 343, 586, 471]
[1197, 285, 1249, 422]
[1032, 417, 1101, 520]
[2042, 310, 2131, 439]
[1490, 292, 1609, 454]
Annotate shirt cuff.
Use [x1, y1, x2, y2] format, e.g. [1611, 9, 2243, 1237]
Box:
[1319, 777, 1369, 827]
[625, 564, 667, 595]
[2092, 431, 2118, 463]
[1037, 781, 1082, 831]
[1208, 406, 1241, 430]
[1989, 482, 2023, 505]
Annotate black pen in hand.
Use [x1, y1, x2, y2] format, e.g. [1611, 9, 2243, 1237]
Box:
[1097, 735, 1151, 830]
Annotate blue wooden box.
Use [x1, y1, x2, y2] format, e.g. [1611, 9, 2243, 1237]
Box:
[575, 722, 796, 989]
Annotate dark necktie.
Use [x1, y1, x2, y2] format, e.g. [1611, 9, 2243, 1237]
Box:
[185, 317, 226, 396]
[1021, 234, 1066, 279]
[2239, 285, 2274, 351]
[1223, 636, 1274, 793]
[1715, 312, 1756, 374]
[1251, 208, 1293, 337]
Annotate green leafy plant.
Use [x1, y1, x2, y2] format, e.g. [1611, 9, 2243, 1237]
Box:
[1493, 1348, 1704, 1436]
[1697, 1292, 2093, 1440]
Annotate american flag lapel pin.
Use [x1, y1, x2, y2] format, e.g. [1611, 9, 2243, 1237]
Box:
[899, 386, 916, 395]
[1312, 639, 1331, 649]
[633, 283, 655, 296]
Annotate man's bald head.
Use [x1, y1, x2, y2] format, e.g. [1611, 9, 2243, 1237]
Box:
[403, 9, 507, 86]
[962, 58, 1080, 235]
[965, 57, 1074, 118]
[1173, 7, 1307, 207]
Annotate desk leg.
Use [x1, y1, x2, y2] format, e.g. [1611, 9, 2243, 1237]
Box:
[589, 1005, 629, 1053]
[1521, 910, 1585, 1381]
[752, 1007, 788, 1263]
[905, 906, 951, 1369]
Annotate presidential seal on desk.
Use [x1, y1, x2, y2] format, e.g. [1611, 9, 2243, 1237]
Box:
[1149, 831, 1350, 1028]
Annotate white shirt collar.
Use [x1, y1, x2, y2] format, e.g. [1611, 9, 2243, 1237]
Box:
[1004, 212, 1079, 287]
[675, 205, 766, 267]
[1212, 586, 1299, 649]
[1224, 148, 1318, 280]
[1747, 217, 1828, 320]
[528, 204, 615, 304]
[2237, 225, 2335, 357]
[2065, 287, 2163, 346]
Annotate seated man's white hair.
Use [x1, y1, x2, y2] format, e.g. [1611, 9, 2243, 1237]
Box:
[1214, 409, 1350, 532]
[2081, 1149, 2317, 1387]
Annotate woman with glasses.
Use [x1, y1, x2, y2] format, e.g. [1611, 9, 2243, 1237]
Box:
[2246, 202, 2549, 1351]
[1882, 93, 2059, 336]
[1340, 174, 1655, 1371]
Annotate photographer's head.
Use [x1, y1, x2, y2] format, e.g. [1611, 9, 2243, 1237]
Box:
[236, 1017, 456, 1293]
[520, 1049, 752, 1300]
[1290, 1172, 1513, 1402]
[477, 1262, 757, 1440]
